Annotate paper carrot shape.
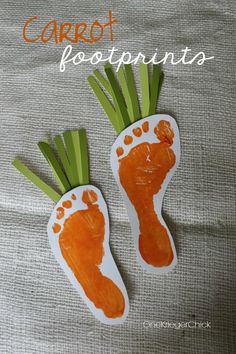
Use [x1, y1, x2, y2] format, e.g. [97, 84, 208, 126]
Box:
[12, 129, 129, 324]
[88, 64, 180, 273]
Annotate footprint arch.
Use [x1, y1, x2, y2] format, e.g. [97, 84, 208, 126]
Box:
[111, 114, 181, 273]
[47, 185, 129, 325]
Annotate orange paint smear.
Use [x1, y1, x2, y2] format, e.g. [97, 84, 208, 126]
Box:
[56, 207, 64, 220]
[53, 223, 61, 233]
[59, 190, 125, 318]
[124, 135, 133, 145]
[118, 120, 175, 267]
[116, 147, 124, 157]
[62, 200, 72, 208]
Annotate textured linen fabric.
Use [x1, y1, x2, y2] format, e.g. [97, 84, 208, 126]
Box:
[0, 1, 236, 353]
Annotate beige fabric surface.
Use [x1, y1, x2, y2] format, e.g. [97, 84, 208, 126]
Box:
[0, 0, 236, 353]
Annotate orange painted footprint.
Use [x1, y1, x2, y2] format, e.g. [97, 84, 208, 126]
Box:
[48, 186, 129, 324]
[13, 129, 129, 324]
[111, 115, 180, 273]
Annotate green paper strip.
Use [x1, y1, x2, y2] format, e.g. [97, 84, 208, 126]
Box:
[88, 75, 120, 133]
[63, 131, 79, 187]
[38, 141, 71, 194]
[93, 69, 112, 96]
[105, 65, 130, 131]
[139, 64, 150, 117]
[54, 134, 74, 186]
[124, 64, 141, 121]
[117, 67, 133, 120]
[74, 129, 89, 185]
[149, 64, 161, 116]
[12, 159, 61, 203]
[157, 71, 164, 104]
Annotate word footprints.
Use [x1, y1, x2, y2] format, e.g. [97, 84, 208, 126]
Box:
[48, 186, 129, 324]
[111, 115, 180, 273]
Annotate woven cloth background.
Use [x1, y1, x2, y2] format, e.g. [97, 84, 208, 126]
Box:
[0, 1, 235, 353]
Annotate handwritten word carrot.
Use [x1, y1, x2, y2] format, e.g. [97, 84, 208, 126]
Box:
[22, 11, 117, 44]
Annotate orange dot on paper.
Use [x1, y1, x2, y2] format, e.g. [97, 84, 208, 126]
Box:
[124, 135, 133, 145]
[116, 147, 124, 157]
[71, 194, 77, 200]
[142, 121, 149, 132]
[56, 207, 64, 220]
[133, 127, 142, 137]
[62, 200, 72, 209]
[53, 223, 61, 233]
[82, 190, 98, 205]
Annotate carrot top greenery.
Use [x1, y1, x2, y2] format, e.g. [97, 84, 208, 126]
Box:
[12, 129, 89, 203]
[88, 63, 164, 134]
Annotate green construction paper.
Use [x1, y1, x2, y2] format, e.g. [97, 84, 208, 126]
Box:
[105, 65, 130, 131]
[54, 134, 74, 186]
[117, 67, 133, 120]
[88, 75, 120, 133]
[63, 131, 80, 187]
[124, 64, 141, 121]
[73, 129, 89, 185]
[93, 69, 112, 96]
[149, 64, 161, 116]
[139, 64, 150, 117]
[38, 141, 71, 194]
[157, 71, 164, 102]
[12, 159, 61, 203]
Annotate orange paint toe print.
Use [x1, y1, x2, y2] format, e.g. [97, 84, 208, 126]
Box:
[111, 114, 180, 273]
[48, 186, 129, 324]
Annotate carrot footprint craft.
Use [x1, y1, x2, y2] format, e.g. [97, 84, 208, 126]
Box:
[88, 64, 180, 273]
[12, 129, 129, 324]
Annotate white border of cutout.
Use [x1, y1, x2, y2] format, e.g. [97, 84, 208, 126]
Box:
[47, 185, 129, 325]
[110, 114, 181, 274]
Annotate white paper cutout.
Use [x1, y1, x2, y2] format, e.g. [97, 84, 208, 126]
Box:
[47, 185, 129, 325]
[110, 114, 180, 273]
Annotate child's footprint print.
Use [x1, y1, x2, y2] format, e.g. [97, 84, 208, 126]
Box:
[48, 186, 129, 324]
[111, 114, 180, 273]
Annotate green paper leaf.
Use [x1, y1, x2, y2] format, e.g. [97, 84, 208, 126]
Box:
[124, 64, 141, 121]
[54, 134, 74, 186]
[38, 141, 71, 194]
[139, 63, 150, 117]
[105, 65, 130, 131]
[12, 159, 61, 203]
[71, 129, 89, 185]
[93, 69, 112, 96]
[117, 67, 133, 120]
[157, 71, 164, 104]
[88, 75, 120, 133]
[149, 64, 161, 116]
[63, 131, 79, 187]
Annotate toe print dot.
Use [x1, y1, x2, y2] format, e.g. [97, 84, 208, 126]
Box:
[56, 207, 64, 220]
[62, 200, 72, 208]
[133, 127, 142, 137]
[53, 223, 61, 233]
[142, 121, 149, 132]
[116, 147, 124, 157]
[71, 194, 77, 200]
[124, 135, 133, 145]
[154, 120, 174, 145]
[82, 190, 98, 205]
